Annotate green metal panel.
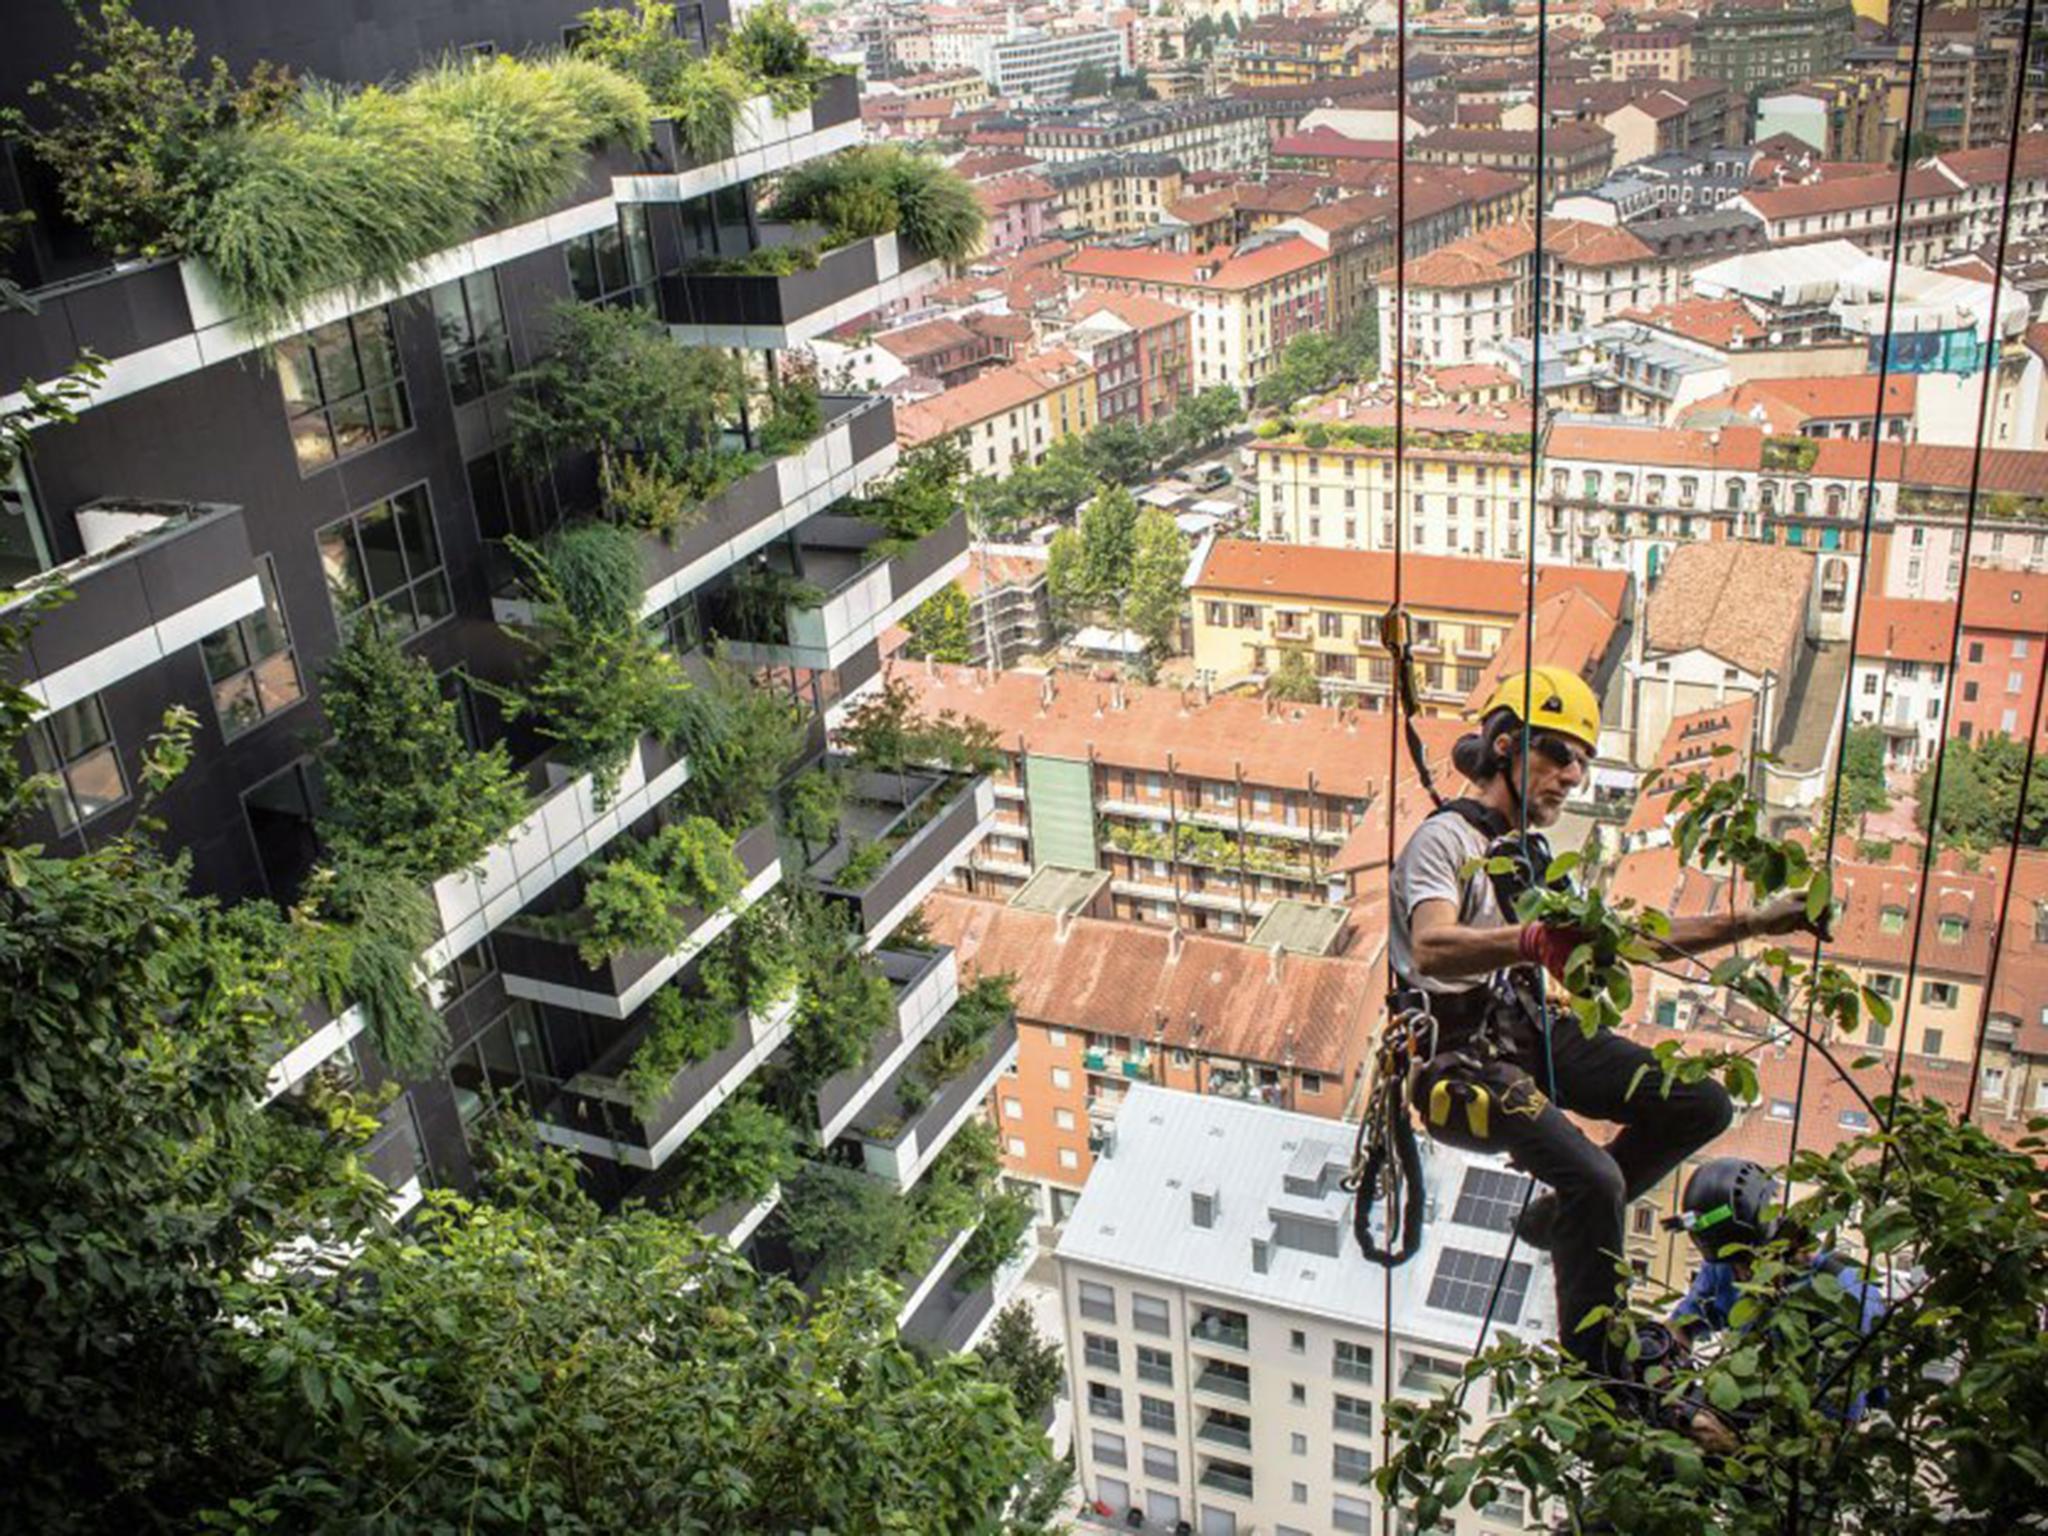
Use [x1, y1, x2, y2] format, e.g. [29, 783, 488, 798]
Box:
[1023, 754, 1099, 872]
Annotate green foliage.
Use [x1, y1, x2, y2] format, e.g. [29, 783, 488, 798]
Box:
[975, 1300, 1065, 1424]
[903, 581, 974, 664]
[601, 452, 711, 541]
[838, 672, 1003, 787]
[755, 370, 824, 459]
[700, 895, 802, 1017]
[572, 1, 702, 103]
[781, 894, 894, 1092]
[1381, 1098, 2048, 1536]
[782, 1161, 913, 1283]
[846, 439, 970, 544]
[674, 653, 805, 830]
[13, 0, 294, 259]
[621, 984, 737, 1111]
[1127, 506, 1189, 656]
[720, 558, 827, 643]
[958, 1187, 1034, 1289]
[1253, 315, 1379, 408]
[314, 853, 445, 1077]
[1069, 60, 1111, 97]
[494, 538, 696, 799]
[509, 302, 749, 480]
[1266, 647, 1322, 704]
[659, 1089, 798, 1218]
[1913, 731, 2048, 850]
[573, 815, 743, 964]
[540, 519, 644, 629]
[768, 145, 988, 263]
[1763, 434, 1821, 472]
[869, 975, 1014, 1135]
[684, 240, 822, 275]
[315, 618, 527, 883]
[661, 48, 753, 160]
[218, 1150, 1047, 1530]
[836, 838, 893, 889]
[784, 766, 847, 850]
[721, 0, 837, 111]
[195, 53, 648, 329]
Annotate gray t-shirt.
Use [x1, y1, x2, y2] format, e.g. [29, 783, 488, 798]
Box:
[1389, 811, 1504, 996]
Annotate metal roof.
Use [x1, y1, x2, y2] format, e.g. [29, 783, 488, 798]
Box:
[1247, 899, 1349, 956]
[1008, 864, 1111, 916]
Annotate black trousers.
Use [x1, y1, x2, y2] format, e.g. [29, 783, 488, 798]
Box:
[1415, 1021, 1734, 1374]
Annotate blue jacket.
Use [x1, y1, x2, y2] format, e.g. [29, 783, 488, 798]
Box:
[1672, 1253, 1886, 1419]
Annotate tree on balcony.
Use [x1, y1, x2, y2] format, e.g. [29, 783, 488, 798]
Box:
[657, 1088, 799, 1218]
[767, 145, 988, 264]
[315, 619, 528, 884]
[902, 582, 973, 665]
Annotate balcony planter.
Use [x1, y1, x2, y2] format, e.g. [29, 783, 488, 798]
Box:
[892, 1221, 980, 1329]
[849, 1016, 1019, 1192]
[4, 500, 264, 717]
[659, 229, 941, 348]
[422, 734, 692, 976]
[496, 820, 782, 1019]
[535, 993, 799, 1170]
[635, 395, 897, 618]
[0, 260, 194, 391]
[898, 1221, 1034, 1352]
[698, 1180, 782, 1248]
[813, 945, 960, 1144]
[712, 507, 970, 671]
[261, 997, 367, 1107]
[805, 764, 996, 946]
[643, 73, 860, 174]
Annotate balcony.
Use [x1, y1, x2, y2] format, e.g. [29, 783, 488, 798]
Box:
[534, 992, 800, 1170]
[813, 945, 961, 1144]
[1191, 1310, 1251, 1351]
[1198, 1461, 1255, 1500]
[711, 508, 970, 671]
[3, 500, 265, 716]
[849, 1016, 1019, 1191]
[494, 821, 782, 1018]
[803, 764, 997, 948]
[1083, 1043, 1152, 1081]
[898, 1214, 1035, 1353]
[634, 71, 860, 182]
[424, 736, 692, 975]
[261, 998, 367, 1106]
[660, 229, 942, 349]
[698, 1180, 782, 1249]
[363, 1105, 427, 1224]
[1197, 1414, 1254, 1452]
[892, 1221, 979, 1329]
[1193, 1361, 1252, 1402]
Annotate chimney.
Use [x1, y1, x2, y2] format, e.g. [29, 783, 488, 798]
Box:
[1056, 908, 1076, 942]
[1167, 924, 1186, 963]
[1251, 1236, 1271, 1274]
[1268, 943, 1285, 984]
[1191, 1186, 1218, 1228]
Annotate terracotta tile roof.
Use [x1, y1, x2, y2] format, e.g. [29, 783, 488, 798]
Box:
[1376, 222, 1535, 287]
[953, 550, 1047, 598]
[1852, 596, 1952, 663]
[1192, 537, 1631, 620]
[1932, 136, 2048, 188]
[891, 661, 1464, 799]
[894, 365, 1052, 443]
[1625, 698, 1756, 837]
[1641, 541, 1812, 675]
[1616, 296, 1768, 348]
[1068, 287, 1190, 330]
[920, 892, 1381, 1075]
[2028, 324, 2048, 367]
[964, 311, 1034, 343]
[952, 150, 1042, 179]
[1417, 122, 1615, 156]
[1827, 857, 1999, 976]
[1065, 237, 1329, 291]
[1988, 850, 2048, 1054]
[1294, 400, 1536, 436]
[1009, 239, 1076, 270]
[1960, 568, 2048, 633]
[1739, 168, 1953, 221]
[1429, 362, 1521, 393]
[1544, 218, 1658, 268]
[1466, 585, 1624, 713]
[1165, 188, 1244, 226]
[875, 317, 980, 361]
[1546, 421, 1766, 472]
[1679, 375, 1916, 433]
[1274, 127, 1398, 162]
[976, 173, 1056, 208]
[1805, 440, 2048, 496]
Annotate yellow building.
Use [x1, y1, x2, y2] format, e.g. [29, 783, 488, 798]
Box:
[894, 350, 1096, 478]
[1186, 537, 1629, 709]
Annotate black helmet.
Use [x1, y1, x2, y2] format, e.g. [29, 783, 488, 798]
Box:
[1679, 1158, 1779, 1262]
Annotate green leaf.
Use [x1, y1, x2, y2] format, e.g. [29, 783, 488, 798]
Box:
[1805, 871, 1831, 924]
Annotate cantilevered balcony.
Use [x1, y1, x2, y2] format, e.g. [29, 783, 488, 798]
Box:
[261, 998, 367, 1107]
[847, 1016, 1019, 1192]
[3, 500, 265, 716]
[813, 945, 961, 1144]
[659, 229, 943, 349]
[801, 763, 996, 947]
[534, 993, 799, 1170]
[892, 1222, 981, 1330]
[697, 1181, 782, 1249]
[709, 508, 970, 671]
[494, 822, 781, 1019]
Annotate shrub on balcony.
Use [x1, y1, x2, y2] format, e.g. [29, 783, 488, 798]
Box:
[493, 538, 696, 800]
[601, 454, 715, 542]
[311, 852, 447, 1078]
[782, 1161, 913, 1285]
[722, 1, 839, 112]
[537, 520, 644, 629]
[768, 146, 987, 264]
[783, 767, 846, 858]
[315, 619, 527, 884]
[722, 559, 827, 643]
[621, 986, 736, 1112]
[839, 674, 1003, 795]
[755, 373, 824, 460]
[956, 1186, 1034, 1290]
[700, 897, 803, 1016]
[659, 1089, 798, 1218]
[782, 894, 893, 1091]
[573, 816, 743, 965]
[844, 440, 969, 549]
[676, 655, 806, 831]
[683, 242, 823, 277]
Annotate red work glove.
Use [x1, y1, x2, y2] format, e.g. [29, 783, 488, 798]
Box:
[1518, 921, 1586, 984]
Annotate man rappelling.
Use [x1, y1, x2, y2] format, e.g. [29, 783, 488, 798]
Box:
[1380, 665, 1825, 1375]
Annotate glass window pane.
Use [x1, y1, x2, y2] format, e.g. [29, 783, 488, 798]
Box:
[319, 523, 367, 612]
[213, 671, 262, 733]
[622, 205, 656, 288]
[65, 744, 125, 819]
[367, 385, 411, 440]
[252, 650, 304, 714]
[378, 591, 419, 637]
[595, 224, 628, 294]
[276, 339, 322, 415]
[411, 572, 454, 630]
[200, 623, 250, 682]
[355, 311, 399, 386]
[327, 394, 376, 459]
[391, 486, 441, 573]
[289, 413, 335, 471]
[47, 696, 110, 758]
[310, 320, 363, 399]
[431, 282, 474, 353]
[567, 238, 600, 302]
[355, 501, 409, 598]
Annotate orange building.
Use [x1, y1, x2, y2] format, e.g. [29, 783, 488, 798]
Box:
[923, 889, 1384, 1221]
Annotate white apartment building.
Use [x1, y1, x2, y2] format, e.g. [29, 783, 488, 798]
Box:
[1057, 1085, 1555, 1536]
[1376, 225, 1535, 370]
[987, 28, 1131, 102]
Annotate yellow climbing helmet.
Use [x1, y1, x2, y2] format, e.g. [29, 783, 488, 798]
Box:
[1479, 666, 1601, 752]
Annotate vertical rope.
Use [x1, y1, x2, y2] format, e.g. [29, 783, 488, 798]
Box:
[1783, 0, 1935, 1166]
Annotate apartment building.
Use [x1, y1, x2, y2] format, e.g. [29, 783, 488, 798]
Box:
[1409, 124, 1618, 204]
[1230, 15, 1374, 87]
[987, 26, 1131, 103]
[1606, 20, 1696, 83]
[1058, 1085, 1556, 1536]
[1544, 219, 1681, 329]
[923, 892, 1379, 1221]
[1024, 99, 1270, 175]
[1754, 73, 1887, 163]
[1063, 289, 1195, 425]
[958, 546, 1054, 668]
[0, 0, 1003, 1310]
[1690, 0, 1857, 102]
[1375, 224, 1535, 369]
[1064, 238, 1330, 393]
[1187, 540, 1630, 713]
[1043, 153, 1188, 237]
[892, 663, 1424, 932]
[1250, 406, 1536, 560]
[895, 350, 1097, 476]
[975, 173, 1058, 254]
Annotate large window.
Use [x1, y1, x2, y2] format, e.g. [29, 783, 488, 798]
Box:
[1333, 1338, 1374, 1383]
[28, 693, 126, 831]
[201, 558, 303, 737]
[277, 308, 412, 472]
[317, 485, 454, 637]
[431, 271, 513, 404]
[448, 1001, 551, 1126]
[568, 205, 658, 308]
